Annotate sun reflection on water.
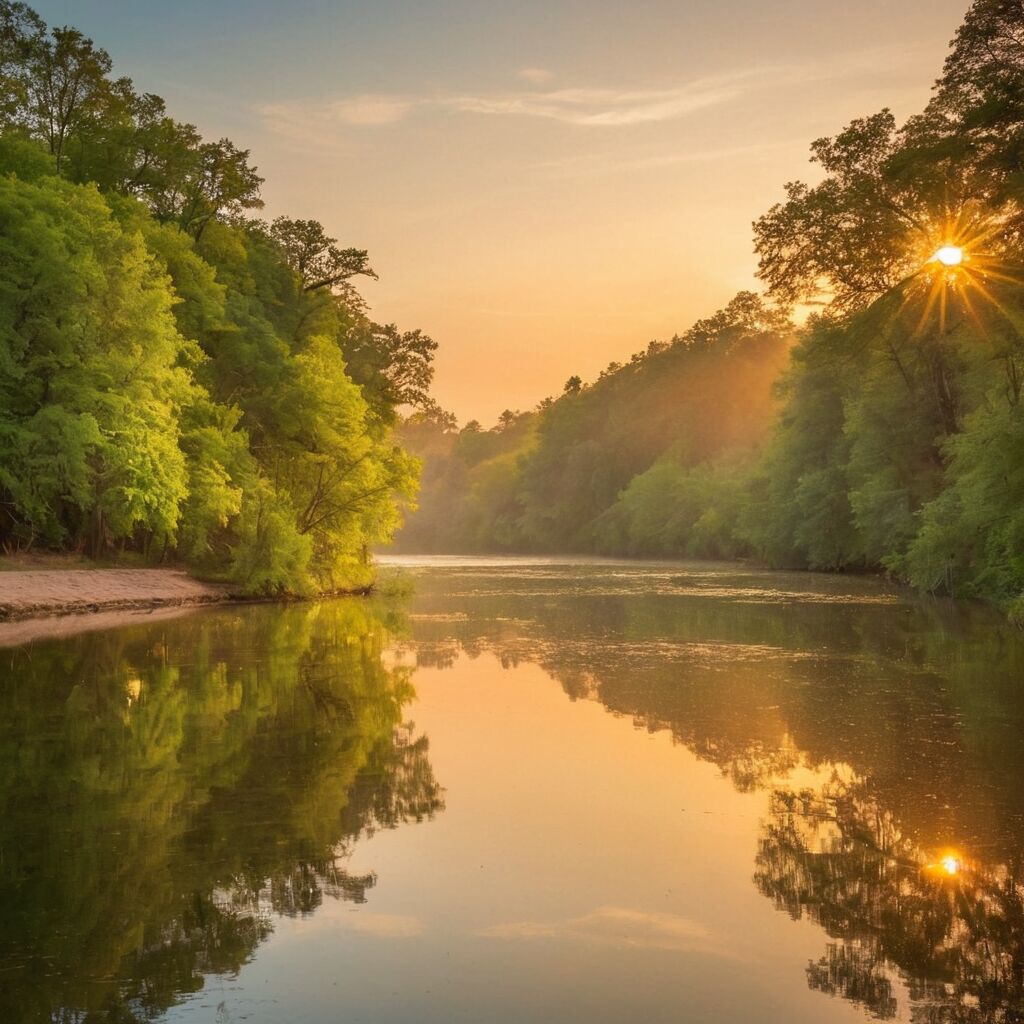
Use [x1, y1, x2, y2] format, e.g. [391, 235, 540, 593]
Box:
[940, 854, 961, 876]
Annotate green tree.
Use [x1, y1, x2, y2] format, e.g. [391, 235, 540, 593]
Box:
[0, 3, 430, 593]
[340, 321, 439, 417]
[268, 215, 375, 293]
[0, 175, 195, 552]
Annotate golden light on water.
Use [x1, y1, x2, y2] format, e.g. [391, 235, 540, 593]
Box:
[924, 851, 964, 878]
[933, 244, 965, 268]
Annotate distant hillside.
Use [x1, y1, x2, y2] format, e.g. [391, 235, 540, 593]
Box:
[395, 292, 792, 555]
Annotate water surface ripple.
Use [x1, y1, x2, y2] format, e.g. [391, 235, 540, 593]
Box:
[1, 557, 1022, 1023]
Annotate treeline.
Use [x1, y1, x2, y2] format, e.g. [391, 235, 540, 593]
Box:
[398, 292, 791, 554]
[0, 2, 433, 593]
[398, 0, 1024, 619]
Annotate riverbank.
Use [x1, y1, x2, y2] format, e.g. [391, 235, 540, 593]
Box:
[0, 567, 232, 623]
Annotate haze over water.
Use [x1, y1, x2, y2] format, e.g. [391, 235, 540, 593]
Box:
[2, 558, 1022, 1023]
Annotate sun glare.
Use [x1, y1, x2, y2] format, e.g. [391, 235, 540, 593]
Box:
[904, 213, 1018, 336]
[940, 855, 961, 876]
[925, 852, 964, 878]
[933, 244, 965, 267]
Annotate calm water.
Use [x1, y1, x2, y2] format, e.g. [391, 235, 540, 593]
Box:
[2, 558, 1023, 1023]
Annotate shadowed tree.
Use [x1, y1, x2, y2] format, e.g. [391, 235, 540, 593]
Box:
[269, 215, 376, 293]
[340, 322, 439, 417]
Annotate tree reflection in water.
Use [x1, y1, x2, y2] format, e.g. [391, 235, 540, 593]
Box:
[757, 778, 1024, 1022]
[399, 562, 1024, 1023]
[5, 562, 1024, 1023]
[0, 600, 443, 1023]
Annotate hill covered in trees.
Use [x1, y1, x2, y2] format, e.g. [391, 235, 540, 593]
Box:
[397, 292, 791, 556]
[396, 0, 1024, 619]
[0, 2, 433, 593]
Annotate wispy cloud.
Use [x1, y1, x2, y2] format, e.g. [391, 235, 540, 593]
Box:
[259, 94, 413, 138]
[478, 905, 740, 958]
[518, 67, 555, 84]
[447, 79, 741, 126]
[256, 43, 935, 145]
[535, 139, 803, 180]
[330, 94, 416, 125]
[256, 73, 746, 140]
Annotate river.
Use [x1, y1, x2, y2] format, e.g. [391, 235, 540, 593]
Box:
[1, 557, 1022, 1023]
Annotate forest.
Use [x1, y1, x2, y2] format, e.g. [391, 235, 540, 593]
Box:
[3, 0, 1024, 617]
[397, 0, 1024, 620]
[0, 1, 435, 594]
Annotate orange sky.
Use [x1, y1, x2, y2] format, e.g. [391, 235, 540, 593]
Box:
[40, 0, 974, 423]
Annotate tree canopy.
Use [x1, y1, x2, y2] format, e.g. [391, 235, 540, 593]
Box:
[0, 1, 436, 593]
[396, 0, 1024, 619]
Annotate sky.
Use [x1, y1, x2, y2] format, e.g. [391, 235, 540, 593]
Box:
[36, 0, 972, 423]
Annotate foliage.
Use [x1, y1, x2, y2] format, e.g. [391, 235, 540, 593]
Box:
[396, 0, 1024, 617]
[902, 400, 1024, 598]
[594, 455, 753, 560]
[0, 174, 193, 552]
[396, 292, 790, 554]
[0, 2, 431, 593]
[268, 215, 375, 294]
[742, 0, 1024, 608]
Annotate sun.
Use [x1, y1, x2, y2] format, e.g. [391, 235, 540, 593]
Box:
[933, 244, 965, 268]
[925, 851, 965, 878]
[901, 209, 1022, 337]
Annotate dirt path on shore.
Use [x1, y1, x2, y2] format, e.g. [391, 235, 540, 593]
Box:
[0, 568, 231, 624]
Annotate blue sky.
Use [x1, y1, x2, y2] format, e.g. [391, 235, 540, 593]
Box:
[34, 1, 972, 421]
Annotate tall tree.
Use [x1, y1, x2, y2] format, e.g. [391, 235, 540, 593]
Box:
[268, 216, 375, 293]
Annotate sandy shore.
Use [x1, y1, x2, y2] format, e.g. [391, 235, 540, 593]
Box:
[0, 603, 223, 648]
[0, 568, 231, 624]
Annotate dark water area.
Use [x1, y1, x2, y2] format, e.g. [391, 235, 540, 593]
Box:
[1, 557, 1023, 1023]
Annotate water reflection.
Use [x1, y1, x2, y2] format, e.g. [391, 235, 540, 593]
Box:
[0, 600, 443, 1022]
[4, 561, 1024, 1023]
[756, 777, 1024, 1022]
[394, 561, 1024, 1022]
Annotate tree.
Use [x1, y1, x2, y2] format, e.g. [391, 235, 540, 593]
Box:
[0, 3, 265, 234]
[399, 293, 790, 555]
[932, 0, 1024, 227]
[0, 174, 195, 552]
[0, 2, 44, 127]
[0, 9, 116, 172]
[340, 321, 438, 416]
[0, 2, 431, 592]
[272, 334, 419, 589]
[412, 401, 458, 433]
[170, 138, 263, 238]
[268, 216, 375, 293]
[497, 409, 522, 430]
[753, 111, 943, 312]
